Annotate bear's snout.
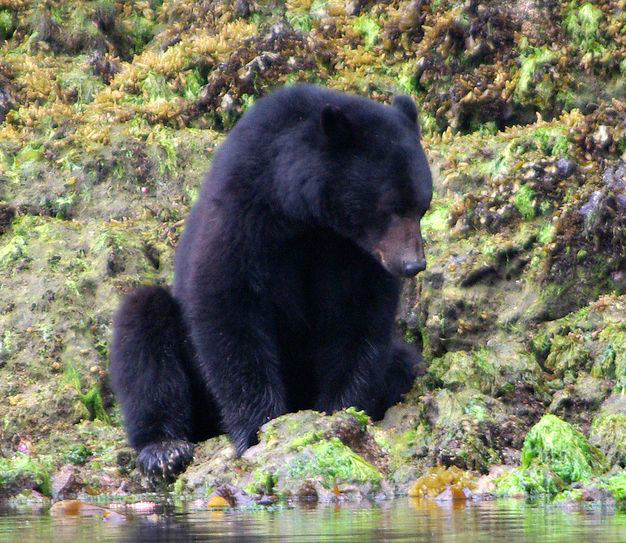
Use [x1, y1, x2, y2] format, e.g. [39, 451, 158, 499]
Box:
[400, 259, 426, 277]
[373, 216, 426, 278]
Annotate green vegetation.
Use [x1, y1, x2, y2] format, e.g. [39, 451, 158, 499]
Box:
[353, 16, 380, 50]
[288, 438, 382, 489]
[496, 415, 608, 497]
[514, 47, 556, 104]
[66, 444, 92, 465]
[0, 9, 15, 40]
[565, 3, 605, 55]
[514, 185, 536, 220]
[0, 454, 53, 497]
[64, 366, 111, 424]
[521, 415, 607, 484]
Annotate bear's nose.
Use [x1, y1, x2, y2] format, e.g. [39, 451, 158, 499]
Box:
[401, 260, 426, 277]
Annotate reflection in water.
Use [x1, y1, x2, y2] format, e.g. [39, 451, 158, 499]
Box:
[1, 498, 625, 543]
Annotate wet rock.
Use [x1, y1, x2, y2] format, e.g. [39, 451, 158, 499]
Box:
[593, 125, 612, 150]
[495, 414, 607, 497]
[580, 486, 614, 502]
[590, 412, 626, 467]
[556, 158, 576, 179]
[0, 204, 15, 236]
[51, 465, 82, 501]
[179, 410, 388, 502]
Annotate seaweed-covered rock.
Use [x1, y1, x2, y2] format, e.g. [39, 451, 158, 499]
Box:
[495, 414, 608, 497]
[521, 414, 607, 484]
[178, 409, 388, 502]
[589, 405, 626, 468]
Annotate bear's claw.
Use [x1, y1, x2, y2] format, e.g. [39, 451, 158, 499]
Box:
[137, 439, 194, 483]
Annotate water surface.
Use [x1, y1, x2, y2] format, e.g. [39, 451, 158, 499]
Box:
[1, 498, 624, 543]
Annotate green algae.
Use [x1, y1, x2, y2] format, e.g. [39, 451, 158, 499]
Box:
[544, 334, 591, 383]
[65, 444, 92, 465]
[531, 127, 571, 158]
[0, 454, 53, 497]
[521, 415, 607, 484]
[64, 365, 111, 424]
[245, 470, 278, 496]
[421, 204, 450, 236]
[353, 16, 380, 50]
[565, 3, 605, 56]
[604, 471, 626, 501]
[592, 325, 626, 393]
[287, 437, 382, 489]
[590, 413, 626, 467]
[429, 350, 496, 393]
[0, 9, 15, 40]
[513, 185, 536, 220]
[495, 415, 608, 497]
[514, 47, 557, 105]
[57, 66, 105, 106]
[495, 464, 567, 497]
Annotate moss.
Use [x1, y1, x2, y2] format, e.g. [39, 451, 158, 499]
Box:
[513, 185, 536, 220]
[590, 413, 626, 467]
[421, 204, 450, 236]
[0, 454, 53, 497]
[494, 464, 566, 497]
[57, 66, 105, 105]
[592, 325, 626, 393]
[544, 334, 590, 382]
[245, 470, 278, 495]
[287, 437, 382, 489]
[353, 16, 380, 50]
[66, 444, 91, 465]
[521, 414, 607, 485]
[604, 471, 626, 501]
[0, 9, 15, 40]
[514, 47, 557, 105]
[565, 3, 605, 55]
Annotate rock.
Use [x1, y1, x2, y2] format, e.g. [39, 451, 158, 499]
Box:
[179, 410, 388, 502]
[51, 465, 82, 501]
[593, 125, 612, 150]
[521, 414, 607, 484]
[589, 412, 626, 467]
[556, 158, 576, 179]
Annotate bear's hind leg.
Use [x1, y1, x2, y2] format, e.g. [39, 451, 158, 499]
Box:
[110, 286, 215, 481]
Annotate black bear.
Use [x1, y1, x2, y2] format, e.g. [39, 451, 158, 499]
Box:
[110, 85, 432, 480]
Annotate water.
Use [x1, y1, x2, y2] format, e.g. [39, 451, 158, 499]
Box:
[1, 499, 625, 543]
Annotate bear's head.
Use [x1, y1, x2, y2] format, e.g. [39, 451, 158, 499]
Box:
[319, 95, 433, 278]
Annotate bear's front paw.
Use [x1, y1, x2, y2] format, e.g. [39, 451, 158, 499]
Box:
[137, 439, 194, 483]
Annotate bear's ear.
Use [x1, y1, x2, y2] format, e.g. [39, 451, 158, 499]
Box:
[320, 104, 352, 143]
[393, 95, 418, 125]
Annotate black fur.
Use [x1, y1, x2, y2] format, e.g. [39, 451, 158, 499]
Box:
[110, 85, 432, 478]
